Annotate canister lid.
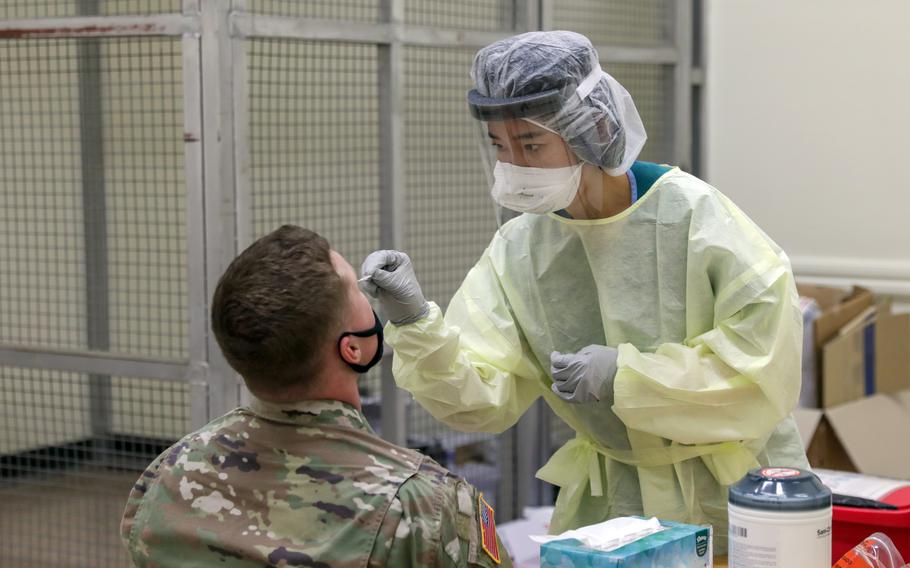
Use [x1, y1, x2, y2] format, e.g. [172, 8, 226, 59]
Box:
[728, 467, 832, 511]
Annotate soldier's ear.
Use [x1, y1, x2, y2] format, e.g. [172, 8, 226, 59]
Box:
[338, 335, 363, 365]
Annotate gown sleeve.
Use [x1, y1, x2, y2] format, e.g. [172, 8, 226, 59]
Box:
[612, 192, 803, 445]
[384, 249, 544, 434]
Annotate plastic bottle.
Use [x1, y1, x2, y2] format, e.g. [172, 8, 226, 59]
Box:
[832, 532, 908, 568]
[728, 467, 832, 567]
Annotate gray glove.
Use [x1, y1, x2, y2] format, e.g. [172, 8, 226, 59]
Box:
[360, 250, 429, 325]
[550, 345, 619, 404]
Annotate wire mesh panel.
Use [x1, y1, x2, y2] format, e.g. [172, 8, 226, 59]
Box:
[404, 0, 514, 31]
[0, 366, 194, 568]
[607, 62, 674, 163]
[0, 0, 181, 19]
[103, 38, 187, 359]
[0, 37, 188, 359]
[0, 1, 77, 18]
[403, 44, 507, 512]
[247, 39, 381, 270]
[100, 0, 182, 16]
[404, 46, 493, 308]
[0, 39, 86, 351]
[1, 368, 91, 456]
[0, 468, 136, 567]
[110, 376, 191, 440]
[407, 404, 504, 500]
[0, 32, 190, 567]
[243, 0, 380, 22]
[552, 0, 672, 47]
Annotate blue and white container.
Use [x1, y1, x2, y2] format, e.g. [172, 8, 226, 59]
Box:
[540, 519, 712, 567]
[728, 467, 832, 568]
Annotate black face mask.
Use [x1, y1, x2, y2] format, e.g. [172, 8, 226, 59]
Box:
[338, 310, 384, 374]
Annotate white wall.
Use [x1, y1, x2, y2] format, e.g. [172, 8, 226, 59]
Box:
[704, 0, 910, 311]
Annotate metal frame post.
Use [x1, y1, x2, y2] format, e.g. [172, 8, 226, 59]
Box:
[231, 1, 253, 410]
[182, 0, 211, 428]
[378, 0, 408, 447]
[540, 0, 554, 30]
[75, 0, 113, 445]
[231, 0, 252, 255]
[673, 0, 695, 171]
[199, 0, 241, 419]
[691, 0, 706, 178]
[516, 0, 541, 32]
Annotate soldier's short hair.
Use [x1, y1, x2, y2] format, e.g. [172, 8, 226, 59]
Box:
[211, 225, 346, 395]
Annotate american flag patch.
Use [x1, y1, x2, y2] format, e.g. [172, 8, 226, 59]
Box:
[478, 493, 501, 564]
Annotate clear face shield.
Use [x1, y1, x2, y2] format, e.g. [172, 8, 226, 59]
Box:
[468, 90, 581, 229]
[485, 126, 589, 227]
[468, 70, 647, 232]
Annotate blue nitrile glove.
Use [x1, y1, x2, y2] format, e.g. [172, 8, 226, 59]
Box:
[360, 250, 430, 325]
[550, 345, 619, 404]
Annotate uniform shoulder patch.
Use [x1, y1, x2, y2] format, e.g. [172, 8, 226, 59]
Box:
[477, 493, 501, 564]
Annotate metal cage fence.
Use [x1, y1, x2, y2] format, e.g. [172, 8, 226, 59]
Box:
[553, 0, 672, 47]
[0, 35, 187, 359]
[0, 1, 182, 19]
[0, 366, 195, 568]
[247, 39, 382, 268]
[0, 0, 696, 565]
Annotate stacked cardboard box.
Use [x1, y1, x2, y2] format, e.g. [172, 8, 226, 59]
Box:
[794, 284, 910, 479]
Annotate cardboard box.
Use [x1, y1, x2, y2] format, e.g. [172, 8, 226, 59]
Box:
[539, 520, 713, 567]
[822, 311, 910, 407]
[794, 408, 855, 472]
[797, 284, 875, 350]
[793, 284, 910, 478]
[795, 390, 910, 479]
[797, 284, 910, 409]
[796, 284, 876, 408]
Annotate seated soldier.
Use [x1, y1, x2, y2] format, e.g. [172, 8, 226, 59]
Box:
[120, 224, 510, 567]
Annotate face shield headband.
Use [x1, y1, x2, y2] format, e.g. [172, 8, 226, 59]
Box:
[467, 88, 563, 121]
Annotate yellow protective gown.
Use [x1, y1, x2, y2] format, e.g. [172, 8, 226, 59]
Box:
[385, 167, 809, 553]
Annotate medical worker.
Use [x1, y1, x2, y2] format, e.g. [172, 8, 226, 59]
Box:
[361, 31, 808, 553]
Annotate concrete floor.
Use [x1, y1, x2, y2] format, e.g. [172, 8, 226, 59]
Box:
[0, 467, 137, 568]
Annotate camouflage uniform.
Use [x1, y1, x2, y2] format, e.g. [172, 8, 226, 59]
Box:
[121, 398, 511, 567]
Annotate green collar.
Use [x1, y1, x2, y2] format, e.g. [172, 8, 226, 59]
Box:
[248, 397, 373, 433]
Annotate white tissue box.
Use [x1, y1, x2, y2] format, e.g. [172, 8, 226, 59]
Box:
[540, 519, 713, 567]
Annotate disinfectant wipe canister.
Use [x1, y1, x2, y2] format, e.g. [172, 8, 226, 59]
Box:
[728, 467, 832, 568]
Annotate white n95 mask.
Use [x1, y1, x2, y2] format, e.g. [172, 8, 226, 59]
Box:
[491, 161, 583, 214]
